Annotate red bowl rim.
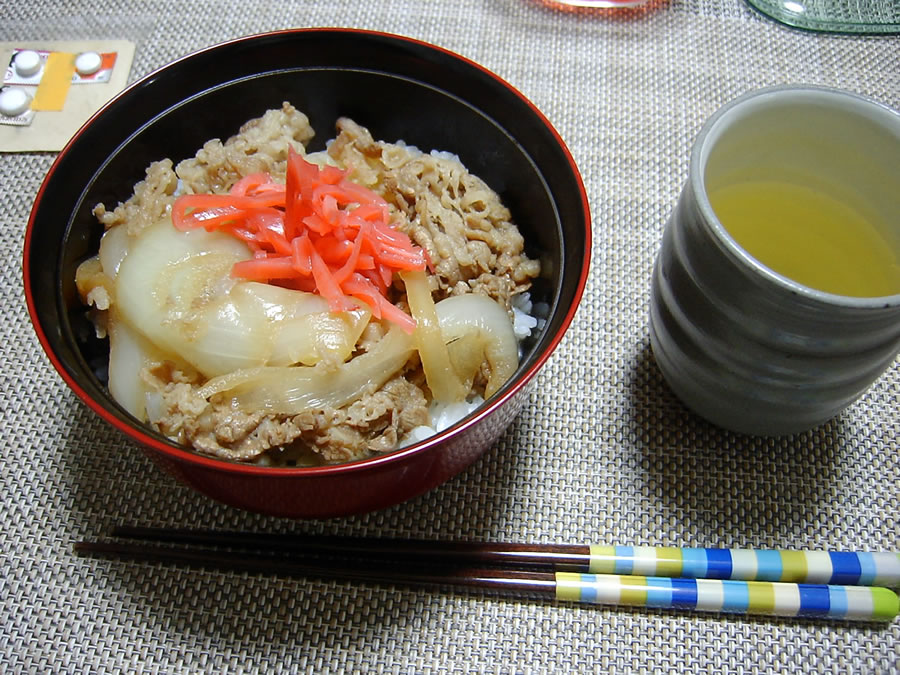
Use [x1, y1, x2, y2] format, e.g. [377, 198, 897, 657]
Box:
[23, 27, 592, 478]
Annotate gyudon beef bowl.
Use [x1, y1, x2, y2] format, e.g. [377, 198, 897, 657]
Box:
[25, 30, 591, 518]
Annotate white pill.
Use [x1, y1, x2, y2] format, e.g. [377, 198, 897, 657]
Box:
[13, 50, 42, 78]
[0, 87, 32, 117]
[75, 51, 103, 76]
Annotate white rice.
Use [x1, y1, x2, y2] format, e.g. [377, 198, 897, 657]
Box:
[399, 396, 485, 447]
[511, 292, 538, 340]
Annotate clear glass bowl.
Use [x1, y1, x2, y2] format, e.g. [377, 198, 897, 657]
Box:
[745, 0, 899, 34]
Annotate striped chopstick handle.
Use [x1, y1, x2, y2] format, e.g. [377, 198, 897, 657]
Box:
[555, 573, 899, 621]
[588, 546, 900, 586]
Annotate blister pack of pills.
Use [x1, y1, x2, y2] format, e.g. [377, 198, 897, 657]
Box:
[0, 40, 134, 151]
[4, 48, 119, 87]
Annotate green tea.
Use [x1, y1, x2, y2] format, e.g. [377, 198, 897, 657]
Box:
[709, 179, 900, 297]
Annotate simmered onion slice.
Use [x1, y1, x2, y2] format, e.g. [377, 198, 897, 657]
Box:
[106, 307, 172, 420]
[402, 270, 468, 403]
[114, 219, 370, 378]
[435, 294, 519, 399]
[197, 325, 416, 414]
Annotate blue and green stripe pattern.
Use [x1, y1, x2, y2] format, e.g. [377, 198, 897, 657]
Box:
[587, 546, 900, 586]
[555, 573, 899, 621]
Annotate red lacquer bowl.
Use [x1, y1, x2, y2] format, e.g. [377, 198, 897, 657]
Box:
[24, 29, 591, 518]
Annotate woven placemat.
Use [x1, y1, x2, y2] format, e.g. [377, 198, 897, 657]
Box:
[2, 1, 898, 672]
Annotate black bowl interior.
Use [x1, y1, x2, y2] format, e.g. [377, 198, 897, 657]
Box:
[27, 30, 589, 447]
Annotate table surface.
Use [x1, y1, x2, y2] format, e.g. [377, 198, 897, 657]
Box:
[2, 1, 898, 672]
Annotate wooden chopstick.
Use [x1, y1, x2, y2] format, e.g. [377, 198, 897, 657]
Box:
[107, 526, 900, 587]
[72, 526, 900, 622]
[73, 539, 558, 597]
[108, 525, 592, 570]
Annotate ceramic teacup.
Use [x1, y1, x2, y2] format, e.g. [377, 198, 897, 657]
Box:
[649, 85, 900, 436]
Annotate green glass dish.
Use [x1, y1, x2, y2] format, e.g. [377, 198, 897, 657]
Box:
[745, 0, 899, 34]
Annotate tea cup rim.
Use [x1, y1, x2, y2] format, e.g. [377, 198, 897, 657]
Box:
[690, 83, 900, 308]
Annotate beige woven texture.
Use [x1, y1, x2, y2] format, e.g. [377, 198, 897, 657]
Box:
[2, 1, 898, 672]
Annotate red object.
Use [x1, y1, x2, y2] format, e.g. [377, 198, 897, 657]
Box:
[24, 29, 591, 518]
